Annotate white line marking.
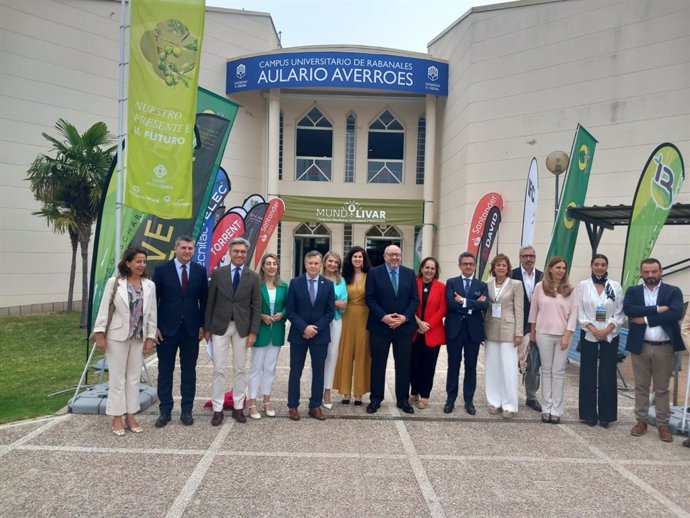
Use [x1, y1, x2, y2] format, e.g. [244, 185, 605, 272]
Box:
[0, 414, 69, 458]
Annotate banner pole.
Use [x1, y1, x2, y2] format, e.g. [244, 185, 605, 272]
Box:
[115, 0, 128, 260]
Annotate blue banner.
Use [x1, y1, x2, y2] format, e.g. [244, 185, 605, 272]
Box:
[227, 51, 448, 96]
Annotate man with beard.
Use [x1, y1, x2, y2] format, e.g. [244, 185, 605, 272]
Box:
[623, 258, 685, 442]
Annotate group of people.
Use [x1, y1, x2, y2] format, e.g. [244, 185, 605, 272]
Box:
[92, 236, 690, 448]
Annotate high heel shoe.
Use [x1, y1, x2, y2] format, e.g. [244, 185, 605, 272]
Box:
[124, 421, 143, 433]
[417, 398, 429, 409]
[247, 401, 261, 420]
[112, 427, 125, 437]
[263, 401, 276, 417]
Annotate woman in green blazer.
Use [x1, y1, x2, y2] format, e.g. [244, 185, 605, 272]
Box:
[246, 253, 288, 418]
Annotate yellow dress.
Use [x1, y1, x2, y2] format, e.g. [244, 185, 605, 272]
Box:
[333, 273, 371, 396]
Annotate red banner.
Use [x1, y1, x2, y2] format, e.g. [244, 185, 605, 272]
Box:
[466, 192, 504, 258]
[253, 198, 286, 268]
[209, 212, 245, 271]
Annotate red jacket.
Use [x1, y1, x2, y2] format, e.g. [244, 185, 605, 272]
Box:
[413, 278, 447, 347]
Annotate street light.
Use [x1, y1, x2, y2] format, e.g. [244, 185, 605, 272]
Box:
[545, 150, 570, 221]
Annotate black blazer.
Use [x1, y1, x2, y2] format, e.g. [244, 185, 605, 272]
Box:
[445, 276, 489, 343]
[286, 274, 335, 345]
[153, 260, 208, 338]
[365, 264, 419, 336]
[623, 283, 685, 354]
[512, 267, 542, 332]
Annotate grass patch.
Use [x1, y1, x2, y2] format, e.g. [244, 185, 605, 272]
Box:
[0, 312, 89, 423]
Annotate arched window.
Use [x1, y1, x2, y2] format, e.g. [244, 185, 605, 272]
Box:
[295, 107, 333, 181]
[365, 225, 402, 266]
[367, 109, 404, 184]
[344, 113, 356, 183]
[415, 116, 426, 185]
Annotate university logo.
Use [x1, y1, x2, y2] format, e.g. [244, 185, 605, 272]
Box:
[427, 65, 439, 81]
[236, 63, 246, 79]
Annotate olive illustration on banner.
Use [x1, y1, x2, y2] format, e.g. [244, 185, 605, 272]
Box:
[140, 19, 199, 87]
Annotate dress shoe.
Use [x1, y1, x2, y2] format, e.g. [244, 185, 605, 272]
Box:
[583, 419, 597, 427]
[155, 413, 171, 428]
[247, 401, 261, 420]
[263, 401, 276, 418]
[308, 407, 326, 421]
[180, 412, 194, 426]
[211, 411, 224, 426]
[354, 399, 363, 406]
[541, 413, 551, 423]
[682, 437, 690, 448]
[288, 407, 300, 421]
[526, 399, 542, 412]
[658, 424, 673, 442]
[341, 398, 351, 405]
[599, 421, 609, 429]
[323, 403, 333, 410]
[549, 415, 561, 424]
[397, 401, 415, 414]
[232, 408, 247, 424]
[464, 402, 476, 415]
[443, 401, 455, 414]
[630, 420, 647, 436]
[366, 401, 381, 414]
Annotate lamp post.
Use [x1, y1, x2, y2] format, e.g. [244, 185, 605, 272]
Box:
[545, 150, 570, 221]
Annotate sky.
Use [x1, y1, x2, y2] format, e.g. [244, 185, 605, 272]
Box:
[207, 0, 499, 53]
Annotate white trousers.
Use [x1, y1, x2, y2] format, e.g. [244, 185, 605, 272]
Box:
[106, 337, 144, 416]
[536, 333, 569, 417]
[247, 344, 281, 398]
[323, 319, 342, 390]
[484, 340, 519, 412]
[211, 321, 247, 412]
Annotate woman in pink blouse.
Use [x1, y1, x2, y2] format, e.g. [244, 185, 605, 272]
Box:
[528, 256, 577, 424]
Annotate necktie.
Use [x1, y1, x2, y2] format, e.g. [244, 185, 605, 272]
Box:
[181, 264, 188, 293]
[464, 278, 471, 294]
[390, 269, 398, 294]
[309, 278, 316, 304]
[233, 267, 241, 292]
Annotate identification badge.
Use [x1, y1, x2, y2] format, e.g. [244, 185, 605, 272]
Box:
[492, 303, 502, 318]
[595, 304, 606, 322]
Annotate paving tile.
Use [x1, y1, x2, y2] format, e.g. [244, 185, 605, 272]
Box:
[624, 463, 690, 512]
[0, 420, 49, 444]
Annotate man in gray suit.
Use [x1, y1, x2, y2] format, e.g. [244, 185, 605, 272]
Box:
[205, 237, 261, 425]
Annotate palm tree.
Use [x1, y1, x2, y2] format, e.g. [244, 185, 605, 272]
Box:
[27, 119, 116, 326]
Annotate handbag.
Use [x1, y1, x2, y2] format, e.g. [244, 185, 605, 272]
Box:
[89, 277, 120, 343]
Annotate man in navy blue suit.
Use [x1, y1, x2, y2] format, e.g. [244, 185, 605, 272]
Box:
[365, 244, 419, 414]
[623, 258, 685, 443]
[153, 236, 208, 427]
[512, 245, 543, 412]
[286, 250, 335, 421]
[444, 252, 489, 415]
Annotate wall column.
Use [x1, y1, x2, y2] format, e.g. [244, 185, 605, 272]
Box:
[266, 89, 281, 255]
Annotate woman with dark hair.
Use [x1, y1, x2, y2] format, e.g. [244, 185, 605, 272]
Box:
[93, 247, 157, 436]
[333, 246, 372, 405]
[322, 251, 348, 409]
[576, 253, 624, 428]
[484, 253, 524, 418]
[528, 256, 577, 424]
[246, 253, 288, 419]
[409, 257, 446, 409]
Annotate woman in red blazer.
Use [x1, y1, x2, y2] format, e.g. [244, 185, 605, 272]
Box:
[410, 257, 447, 409]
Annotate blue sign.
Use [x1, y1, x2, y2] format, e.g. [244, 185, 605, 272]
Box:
[227, 51, 448, 96]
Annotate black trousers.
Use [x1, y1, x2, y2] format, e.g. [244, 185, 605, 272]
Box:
[446, 323, 480, 404]
[578, 337, 618, 423]
[369, 332, 412, 403]
[287, 341, 327, 409]
[410, 335, 440, 399]
[156, 326, 199, 415]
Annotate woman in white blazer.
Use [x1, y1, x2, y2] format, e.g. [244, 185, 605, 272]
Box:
[93, 247, 157, 436]
[576, 253, 623, 428]
[484, 254, 524, 418]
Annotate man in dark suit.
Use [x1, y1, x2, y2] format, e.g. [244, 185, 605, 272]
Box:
[286, 250, 335, 421]
[623, 257, 685, 442]
[205, 237, 261, 426]
[512, 245, 543, 412]
[365, 244, 419, 414]
[153, 235, 208, 427]
[444, 252, 489, 415]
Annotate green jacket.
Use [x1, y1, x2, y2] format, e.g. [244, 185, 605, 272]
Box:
[255, 281, 288, 347]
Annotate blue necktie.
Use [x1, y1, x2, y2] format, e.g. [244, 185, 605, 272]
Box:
[390, 269, 398, 294]
[233, 267, 241, 292]
[309, 278, 316, 304]
[464, 278, 471, 294]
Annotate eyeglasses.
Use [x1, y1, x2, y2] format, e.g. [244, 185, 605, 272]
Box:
[520, 254, 536, 258]
[460, 262, 475, 267]
[386, 253, 401, 258]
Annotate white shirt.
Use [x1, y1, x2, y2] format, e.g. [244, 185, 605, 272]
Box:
[643, 284, 670, 341]
[521, 267, 536, 302]
[576, 279, 624, 342]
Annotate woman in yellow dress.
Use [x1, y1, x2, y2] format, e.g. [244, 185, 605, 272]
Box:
[333, 246, 372, 405]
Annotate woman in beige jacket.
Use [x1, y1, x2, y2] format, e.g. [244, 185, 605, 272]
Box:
[93, 247, 157, 436]
[484, 254, 524, 418]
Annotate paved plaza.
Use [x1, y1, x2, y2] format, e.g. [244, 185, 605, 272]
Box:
[1, 347, 689, 518]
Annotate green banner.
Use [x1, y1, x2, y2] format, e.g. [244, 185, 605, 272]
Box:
[281, 195, 423, 225]
[546, 124, 597, 267]
[621, 143, 685, 290]
[125, 0, 205, 218]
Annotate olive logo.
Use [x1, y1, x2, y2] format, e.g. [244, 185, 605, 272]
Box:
[154, 164, 168, 179]
[578, 144, 590, 171]
[563, 201, 577, 230]
[650, 154, 675, 210]
[140, 19, 199, 87]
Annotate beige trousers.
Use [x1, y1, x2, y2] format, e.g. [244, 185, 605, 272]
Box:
[211, 321, 248, 412]
[631, 342, 675, 425]
[106, 337, 144, 416]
